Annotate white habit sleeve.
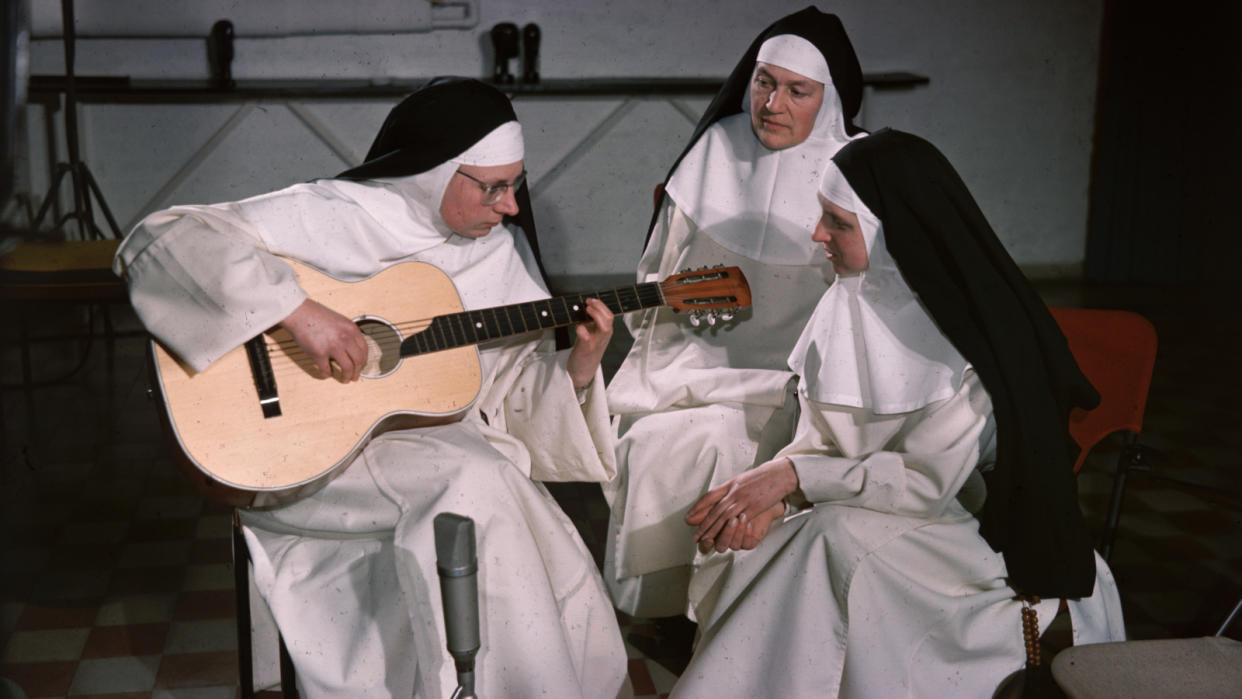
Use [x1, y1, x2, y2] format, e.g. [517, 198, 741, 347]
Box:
[784, 370, 995, 518]
[113, 203, 307, 372]
[482, 338, 616, 484]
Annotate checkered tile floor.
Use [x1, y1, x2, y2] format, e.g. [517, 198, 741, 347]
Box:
[3, 282, 1240, 698]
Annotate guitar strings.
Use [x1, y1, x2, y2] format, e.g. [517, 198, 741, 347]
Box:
[255, 291, 634, 376]
[252, 282, 678, 378]
[210, 271, 737, 382]
[261, 312, 551, 357]
[257, 318, 426, 375]
[256, 317, 548, 379]
[262, 292, 611, 357]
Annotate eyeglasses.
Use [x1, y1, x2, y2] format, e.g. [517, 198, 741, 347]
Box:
[455, 169, 527, 205]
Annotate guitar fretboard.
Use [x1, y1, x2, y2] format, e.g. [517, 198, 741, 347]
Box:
[400, 282, 663, 357]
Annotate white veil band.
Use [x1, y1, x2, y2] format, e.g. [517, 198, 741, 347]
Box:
[452, 121, 524, 167]
[756, 34, 832, 86]
[369, 120, 524, 241]
[819, 160, 879, 253]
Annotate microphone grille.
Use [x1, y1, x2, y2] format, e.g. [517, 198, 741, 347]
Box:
[433, 512, 476, 570]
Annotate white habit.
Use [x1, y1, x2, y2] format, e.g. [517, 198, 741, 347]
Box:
[604, 106, 852, 616]
[115, 176, 629, 699]
[604, 27, 863, 617]
[673, 157, 1127, 698]
[603, 187, 830, 617]
[675, 370, 1126, 698]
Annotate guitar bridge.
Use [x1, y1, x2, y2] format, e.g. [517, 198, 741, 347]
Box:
[244, 335, 282, 418]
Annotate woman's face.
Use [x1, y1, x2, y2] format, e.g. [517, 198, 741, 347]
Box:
[439, 160, 524, 238]
[812, 196, 869, 275]
[748, 62, 824, 150]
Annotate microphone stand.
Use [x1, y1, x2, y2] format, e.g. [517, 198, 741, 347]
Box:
[448, 650, 476, 699]
[33, 0, 122, 240]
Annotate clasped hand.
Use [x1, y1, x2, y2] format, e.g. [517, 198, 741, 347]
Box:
[685, 457, 799, 554]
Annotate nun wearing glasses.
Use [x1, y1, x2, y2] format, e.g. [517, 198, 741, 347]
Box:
[115, 78, 628, 699]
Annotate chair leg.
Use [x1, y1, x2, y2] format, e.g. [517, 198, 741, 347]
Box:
[279, 633, 297, 698]
[233, 512, 256, 699]
[1216, 596, 1242, 637]
[1100, 433, 1140, 562]
[18, 307, 33, 393]
[100, 302, 116, 385]
[234, 510, 298, 698]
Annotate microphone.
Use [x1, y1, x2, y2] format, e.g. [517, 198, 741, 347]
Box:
[434, 513, 480, 698]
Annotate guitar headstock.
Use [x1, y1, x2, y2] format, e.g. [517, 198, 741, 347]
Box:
[660, 266, 752, 326]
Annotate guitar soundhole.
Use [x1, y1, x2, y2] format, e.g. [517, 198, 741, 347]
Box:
[356, 317, 401, 379]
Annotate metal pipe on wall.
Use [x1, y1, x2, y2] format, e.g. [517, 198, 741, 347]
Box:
[30, 0, 477, 38]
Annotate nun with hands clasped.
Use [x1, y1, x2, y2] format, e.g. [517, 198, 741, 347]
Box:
[675, 129, 1126, 699]
[115, 78, 628, 699]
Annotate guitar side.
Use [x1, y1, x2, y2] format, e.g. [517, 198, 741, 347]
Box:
[152, 260, 484, 507]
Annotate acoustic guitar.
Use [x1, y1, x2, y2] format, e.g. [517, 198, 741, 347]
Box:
[152, 259, 751, 507]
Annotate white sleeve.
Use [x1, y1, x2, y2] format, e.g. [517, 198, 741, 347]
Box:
[464, 230, 616, 483]
[114, 203, 306, 372]
[503, 344, 616, 483]
[622, 200, 687, 338]
[470, 331, 615, 484]
[783, 371, 995, 518]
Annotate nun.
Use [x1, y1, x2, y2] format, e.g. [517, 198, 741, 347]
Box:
[114, 78, 628, 698]
[674, 129, 1126, 698]
[604, 6, 867, 619]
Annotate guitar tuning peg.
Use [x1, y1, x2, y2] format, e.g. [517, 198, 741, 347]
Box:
[719, 310, 735, 322]
[689, 310, 702, 327]
[706, 311, 718, 326]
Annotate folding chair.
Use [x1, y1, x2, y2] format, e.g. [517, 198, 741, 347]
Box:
[1048, 307, 1158, 561]
[233, 510, 297, 698]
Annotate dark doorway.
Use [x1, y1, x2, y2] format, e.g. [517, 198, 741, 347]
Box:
[1087, 1, 1242, 286]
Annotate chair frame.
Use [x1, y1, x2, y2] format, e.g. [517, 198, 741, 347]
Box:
[1049, 306, 1159, 562]
[233, 510, 297, 698]
[1099, 435, 1146, 561]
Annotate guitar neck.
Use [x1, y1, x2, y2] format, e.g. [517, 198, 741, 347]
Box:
[400, 281, 663, 357]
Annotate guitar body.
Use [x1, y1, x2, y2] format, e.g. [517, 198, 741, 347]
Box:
[152, 260, 483, 507]
[152, 258, 752, 507]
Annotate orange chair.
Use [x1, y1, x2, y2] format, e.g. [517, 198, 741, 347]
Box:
[1048, 307, 1158, 561]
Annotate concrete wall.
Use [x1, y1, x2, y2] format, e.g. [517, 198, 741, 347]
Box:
[18, 0, 1103, 281]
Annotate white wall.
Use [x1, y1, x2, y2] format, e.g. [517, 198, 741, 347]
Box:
[20, 0, 1103, 280]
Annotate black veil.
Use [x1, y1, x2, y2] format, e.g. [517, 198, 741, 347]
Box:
[337, 77, 547, 285]
[834, 129, 1100, 598]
